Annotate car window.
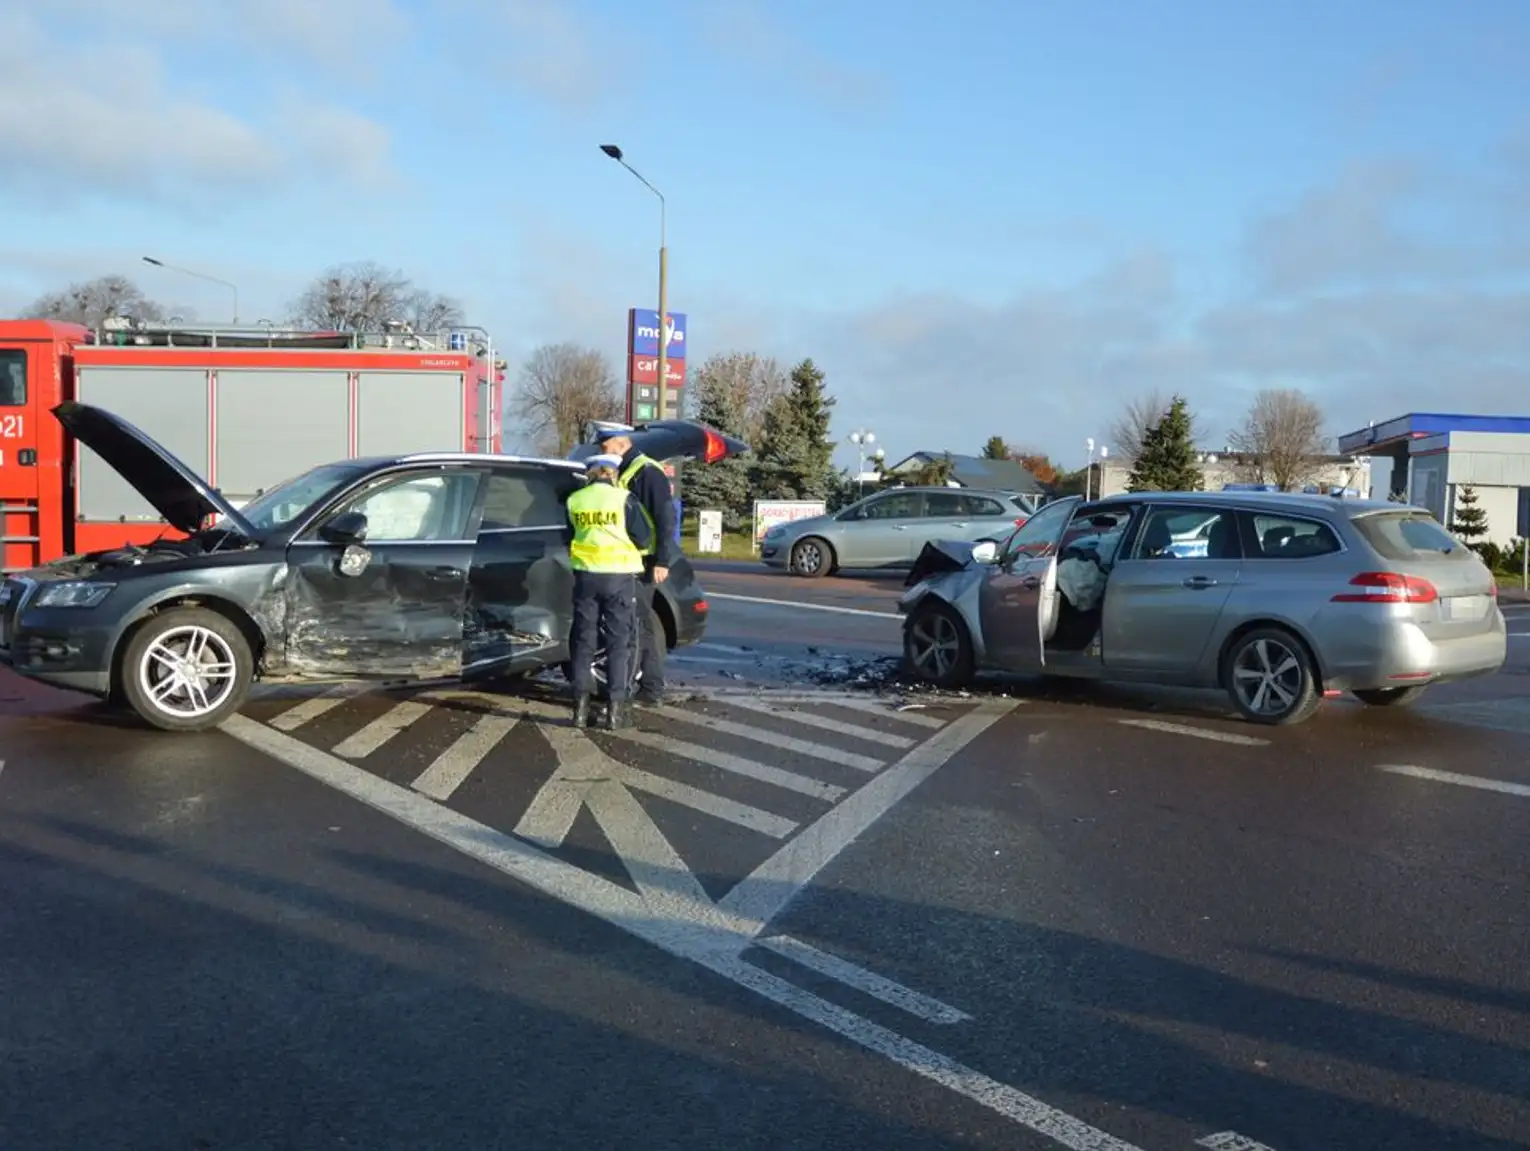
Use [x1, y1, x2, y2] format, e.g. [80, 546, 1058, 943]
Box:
[863, 492, 922, 520]
[1134, 506, 1242, 560]
[1245, 512, 1342, 559]
[1002, 498, 1076, 560]
[333, 469, 483, 542]
[924, 491, 967, 517]
[1350, 510, 1468, 562]
[480, 468, 575, 530]
[1060, 508, 1135, 565]
[0, 350, 24, 406]
[232, 462, 369, 533]
[963, 495, 1007, 516]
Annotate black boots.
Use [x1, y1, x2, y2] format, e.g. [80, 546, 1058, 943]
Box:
[604, 700, 633, 730]
[572, 695, 592, 729]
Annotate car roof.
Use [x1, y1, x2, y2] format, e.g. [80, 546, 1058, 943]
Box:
[347, 452, 586, 473]
[877, 486, 1023, 499]
[1084, 489, 1415, 518]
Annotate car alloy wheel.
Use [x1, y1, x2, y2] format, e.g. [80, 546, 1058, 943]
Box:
[902, 602, 975, 689]
[790, 538, 829, 577]
[1225, 627, 1319, 725]
[119, 606, 254, 732]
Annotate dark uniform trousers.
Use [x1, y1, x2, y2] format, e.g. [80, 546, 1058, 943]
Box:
[633, 560, 666, 695]
[571, 571, 637, 701]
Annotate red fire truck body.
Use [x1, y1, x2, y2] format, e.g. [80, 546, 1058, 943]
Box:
[0, 319, 503, 572]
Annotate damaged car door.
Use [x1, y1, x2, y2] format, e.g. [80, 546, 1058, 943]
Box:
[462, 463, 582, 676]
[282, 464, 486, 680]
[977, 496, 1081, 669]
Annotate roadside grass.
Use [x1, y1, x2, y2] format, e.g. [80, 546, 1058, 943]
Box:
[681, 531, 759, 561]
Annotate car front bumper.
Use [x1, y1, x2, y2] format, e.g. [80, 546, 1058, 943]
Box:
[0, 609, 117, 696]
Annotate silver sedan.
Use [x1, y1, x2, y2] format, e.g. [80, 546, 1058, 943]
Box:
[760, 486, 1034, 577]
[898, 490, 1507, 725]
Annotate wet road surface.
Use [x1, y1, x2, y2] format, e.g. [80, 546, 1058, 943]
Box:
[1, 570, 1528, 1149]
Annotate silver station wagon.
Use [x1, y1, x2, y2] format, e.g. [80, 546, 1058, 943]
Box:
[898, 490, 1507, 725]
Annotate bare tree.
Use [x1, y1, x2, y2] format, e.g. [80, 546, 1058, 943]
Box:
[514, 343, 623, 456]
[21, 275, 171, 328]
[1226, 387, 1330, 491]
[286, 261, 464, 332]
[1108, 388, 1202, 462]
[687, 351, 789, 445]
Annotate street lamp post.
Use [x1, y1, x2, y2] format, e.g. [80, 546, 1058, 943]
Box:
[141, 256, 239, 323]
[848, 430, 877, 497]
[1084, 438, 1109, 500]
[600, 144, 670, 419]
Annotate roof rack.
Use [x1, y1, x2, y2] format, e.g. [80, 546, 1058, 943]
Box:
[89, 317, 493, 354]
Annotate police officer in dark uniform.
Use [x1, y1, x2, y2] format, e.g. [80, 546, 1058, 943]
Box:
[566, 452, 653, 730]
[592, 428, 679, 707]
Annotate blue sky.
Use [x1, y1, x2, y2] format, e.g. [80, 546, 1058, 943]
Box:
[2, 0, 1528, 475]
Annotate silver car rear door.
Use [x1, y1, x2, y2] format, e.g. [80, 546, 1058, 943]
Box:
[978, 496, 1080, 669]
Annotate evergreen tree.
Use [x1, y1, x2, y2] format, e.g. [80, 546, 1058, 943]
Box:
[1126, 395, 1203, 492]
[750, 358, 837, 500]
[981, 435, 1009, 460]
[683, 368, 754, 532]
[1451, 485, 1488, 547]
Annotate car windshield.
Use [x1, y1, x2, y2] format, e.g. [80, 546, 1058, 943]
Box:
[218, 463, 368, 534]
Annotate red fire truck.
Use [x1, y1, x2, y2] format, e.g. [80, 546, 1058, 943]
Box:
[0, 318, 504, 572]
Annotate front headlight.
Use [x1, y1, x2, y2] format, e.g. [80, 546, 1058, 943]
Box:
[33, 581, 115, 609]
[764, 524, 787, 539]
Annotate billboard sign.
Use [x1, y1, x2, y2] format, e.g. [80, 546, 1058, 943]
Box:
[752, 499, 827, 544]
[628, 309, 688, 359]
[628, 355, 687, 387]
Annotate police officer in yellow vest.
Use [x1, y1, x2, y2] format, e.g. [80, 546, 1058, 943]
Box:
[566, 452, 654, 730]
[591, 428, 679, 706]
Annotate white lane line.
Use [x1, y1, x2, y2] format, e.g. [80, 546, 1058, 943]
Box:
[757, 934, 971, 1024]
[1197, 1132, 1282, 1151]
[720, 701, 1017, 934]
[605, 728, 847, 802]
[1115, 718, 1269, 747]
[1378, 763, 1530, 798]
[582, 779, 721, 924]
[331, 700, 434, 758]
[722, 696, 918, 749]
[697, 689, 956, 729]
[818, 697, 952, 728]
[515, 726, 611, 847]
[221, 706, 1139, 1151]
[658, 706, 886, 773]
[617, 764, 798, 838]
[410, 712, 518, 801]
[707, 591, 902, 620]
[267, 683, 371, 731]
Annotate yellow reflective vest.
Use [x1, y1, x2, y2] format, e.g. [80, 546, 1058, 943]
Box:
[567, 481, 644, 574]
[618, 452, 663, 557]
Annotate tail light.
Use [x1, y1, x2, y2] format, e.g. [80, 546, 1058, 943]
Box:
[1489, 582, 1498, 599]
[1331, 571, 1438, 604]
[1014, 517, 1028, 527]
[701, 427, 727, 464]
[695, 599, 708, 613]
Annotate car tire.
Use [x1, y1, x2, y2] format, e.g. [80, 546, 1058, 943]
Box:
[1222, 626, 1321, 726]
[117, 607, 254, 732]
[1352, 685, 1429, 707]
[790, 537, 835, 578]
[902, 601, 975, 689]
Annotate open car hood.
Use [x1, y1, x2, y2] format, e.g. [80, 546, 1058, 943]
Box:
[51, 401, 257, 538]
[569, 419, 750, 465]
[905, 539, 986, 587]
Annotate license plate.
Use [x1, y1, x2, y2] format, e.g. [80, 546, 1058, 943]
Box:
[1442, 594, 1489, 621]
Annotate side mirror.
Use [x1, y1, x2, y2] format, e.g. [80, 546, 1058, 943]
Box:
[971, 540, 1000, 564]
[320, 511, 369, 546]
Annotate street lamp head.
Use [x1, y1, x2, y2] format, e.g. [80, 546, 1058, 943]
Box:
[600, 144, 623, 161]
[142, 256, 163, 267]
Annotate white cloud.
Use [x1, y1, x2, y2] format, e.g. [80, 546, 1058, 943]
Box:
[0, 8, 395, 211]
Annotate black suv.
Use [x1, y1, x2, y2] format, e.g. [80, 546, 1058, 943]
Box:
[0, 402, 745, 731]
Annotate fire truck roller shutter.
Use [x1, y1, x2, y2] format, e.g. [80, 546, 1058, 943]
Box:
[355, 371, 467, 458]
[74, 367, 208, 523]
[215, 370, 349, 507]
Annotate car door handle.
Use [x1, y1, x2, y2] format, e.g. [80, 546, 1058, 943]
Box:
[950, 522, 968, 529]
[1182, 575, 1218, 589]
[893, 525, 908, 530]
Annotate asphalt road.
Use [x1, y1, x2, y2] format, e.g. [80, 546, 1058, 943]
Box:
[2, 563, 1528, 1150]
